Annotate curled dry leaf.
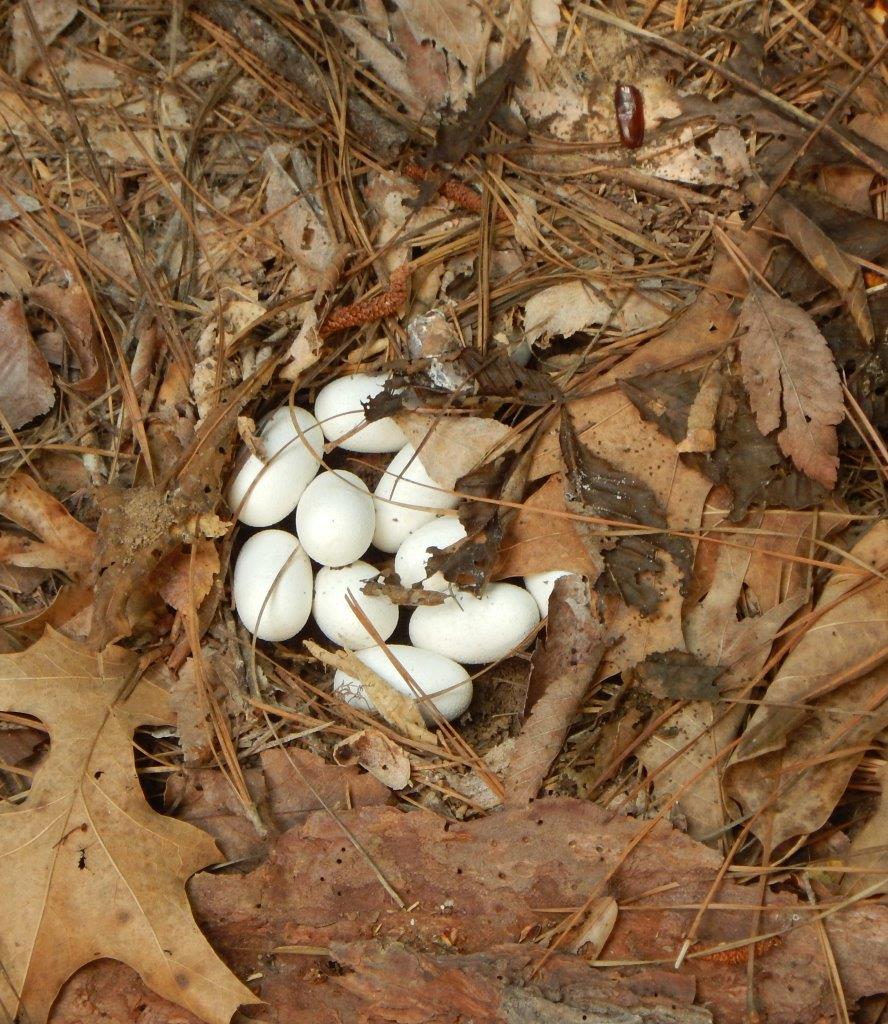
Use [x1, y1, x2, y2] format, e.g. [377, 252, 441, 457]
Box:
[334, 728, 411, 791]
[737, 285, 844, 489]
[0, 629, 258, 1024]
[505, 575, 606, 806]
[727, 521, 888, 847]
[29, 283, 103, 393]
[0, 298, 54, 429]
[305, 640, 435, 746]
[0, 473, 95, 582]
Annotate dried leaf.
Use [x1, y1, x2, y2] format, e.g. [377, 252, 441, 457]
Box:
[635, 650, 722, 701]
[395, 414, 513, 492]
[560, 408, 693, 616]
[737, 285, 844, 488]
[29, 283, 104, 393]
[429, 41, 530, 167]
[306, 640, 435, 745]
[746, 180, 874, 345]
[334, 728, 411, 791]
[727, 521, 888, 847]
[10, 0, 77, 78]
[0, 473, 95, 582]
[0, 299, 54, 429]
[505, 575, 605, 805]
[841, 764, 888, 897]
[154, 539, 221, 614]
[0, 629, 257, 1023]
[394, 0, 486, 71]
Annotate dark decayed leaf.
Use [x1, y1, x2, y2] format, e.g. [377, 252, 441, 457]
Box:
[559, 409, 693, 615]
[624, 366, 825, 521]
[618, 368, 701, 443]
[825, 289, 888, 434]
[429, 40, 530, 166]
[635, 650, 723, 701]
[505, 574, 605, 806]
[427, 448, 532, 592]
[451, 347, 560, 406]
[361, 574, 446, 606]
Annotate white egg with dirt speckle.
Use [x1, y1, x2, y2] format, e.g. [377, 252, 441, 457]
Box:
[333, 644, 473, 722]
[394, 516, 466, 591]
[372, 443, 458, 553]
[524, 570, 573, 616]
[313, 560, 399, 649]
[226, 406, 323, 527]
[232, 529, 313, 641]
[295, 470, 375, 567]
[409, 583, 540, 664]
[314, 373, 406, 453]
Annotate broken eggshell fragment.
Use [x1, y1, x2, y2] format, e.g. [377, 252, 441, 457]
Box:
[409, 582, 540, 664]
[333, 644, 473, 722]
[373, 442, 458, 553]
[295, 469, 375, 567]
[226, 406, 323, 527]
[313, 560, 399, 649]
[314, 372, 406, 453]
[394, 515, 467, 591]
[232, 529, 313, 641]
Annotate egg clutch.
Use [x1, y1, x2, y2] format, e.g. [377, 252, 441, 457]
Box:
[227, 373, 569, 724]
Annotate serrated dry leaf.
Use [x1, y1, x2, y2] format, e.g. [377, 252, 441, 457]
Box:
[0, 298, 54, 429]
[727, 521, 888, 847]
[394, 0, 486, 71]
[334, 728, 411, 791]
[0, 473, 95, 582]
[737, 285, 844, 488]
[505, 575, 605, 805]
[154, 538, 221, 615]
[0, 629, 257, 1023]
[746, 181, 874, 345]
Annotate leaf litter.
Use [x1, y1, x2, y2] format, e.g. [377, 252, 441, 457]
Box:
[0, 1, 885, 1023]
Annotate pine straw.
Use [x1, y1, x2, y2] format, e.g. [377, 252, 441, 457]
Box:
[0, 1, 886, 1014]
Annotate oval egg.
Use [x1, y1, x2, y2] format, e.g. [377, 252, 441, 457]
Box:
[232, 529, 313, 641]
[314, 373, 406, 453]
[524, 570, 573, 616]
[313, 560, 399, 649]
[409, 582, 540, 664]
[295, 470, 375, 567]
[333, 644, 472, 723]
[373, 443, 458, 553]
[226, 406, 323, 527]
[394, 516, 466, 591]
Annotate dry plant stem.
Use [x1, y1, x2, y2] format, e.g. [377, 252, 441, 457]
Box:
[192, 0, 406, 157]
[578, 6, 888, 179]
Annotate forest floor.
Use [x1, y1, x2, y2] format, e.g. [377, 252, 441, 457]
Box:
[0, 1, 887, 1023]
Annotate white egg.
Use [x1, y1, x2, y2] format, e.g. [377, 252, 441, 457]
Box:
[524, 570, 573, 616]
[372, 443, 458, 553]
[313, 560, 399, 649]
[409, 583, 540, 664]
[232, 529, 313, 641]
[295, 470, 375, 567]
[314, 373, 406, 453]
[333, 644, 473, 722]
[226, 406, 323, 527]
[394, 516, 466, 591]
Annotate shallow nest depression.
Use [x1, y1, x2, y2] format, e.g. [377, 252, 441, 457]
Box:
[0, 2, 887, 1024]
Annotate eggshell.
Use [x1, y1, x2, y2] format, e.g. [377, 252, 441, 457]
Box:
[314, 373, 406, 453]
[333, 644, 472, 722]
[524, 570, 573, 616]
[409, 583, 540, 664]
[313, 560, 399, 649]
[232, 529, 313, 641]
[295, 470, 375, 567]
[226, 406, 323, 527]
[394, 516, 466, 591]
[372, 443, 458, 553]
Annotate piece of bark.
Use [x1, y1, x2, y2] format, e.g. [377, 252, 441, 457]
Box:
[193, 0, 406, 158]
